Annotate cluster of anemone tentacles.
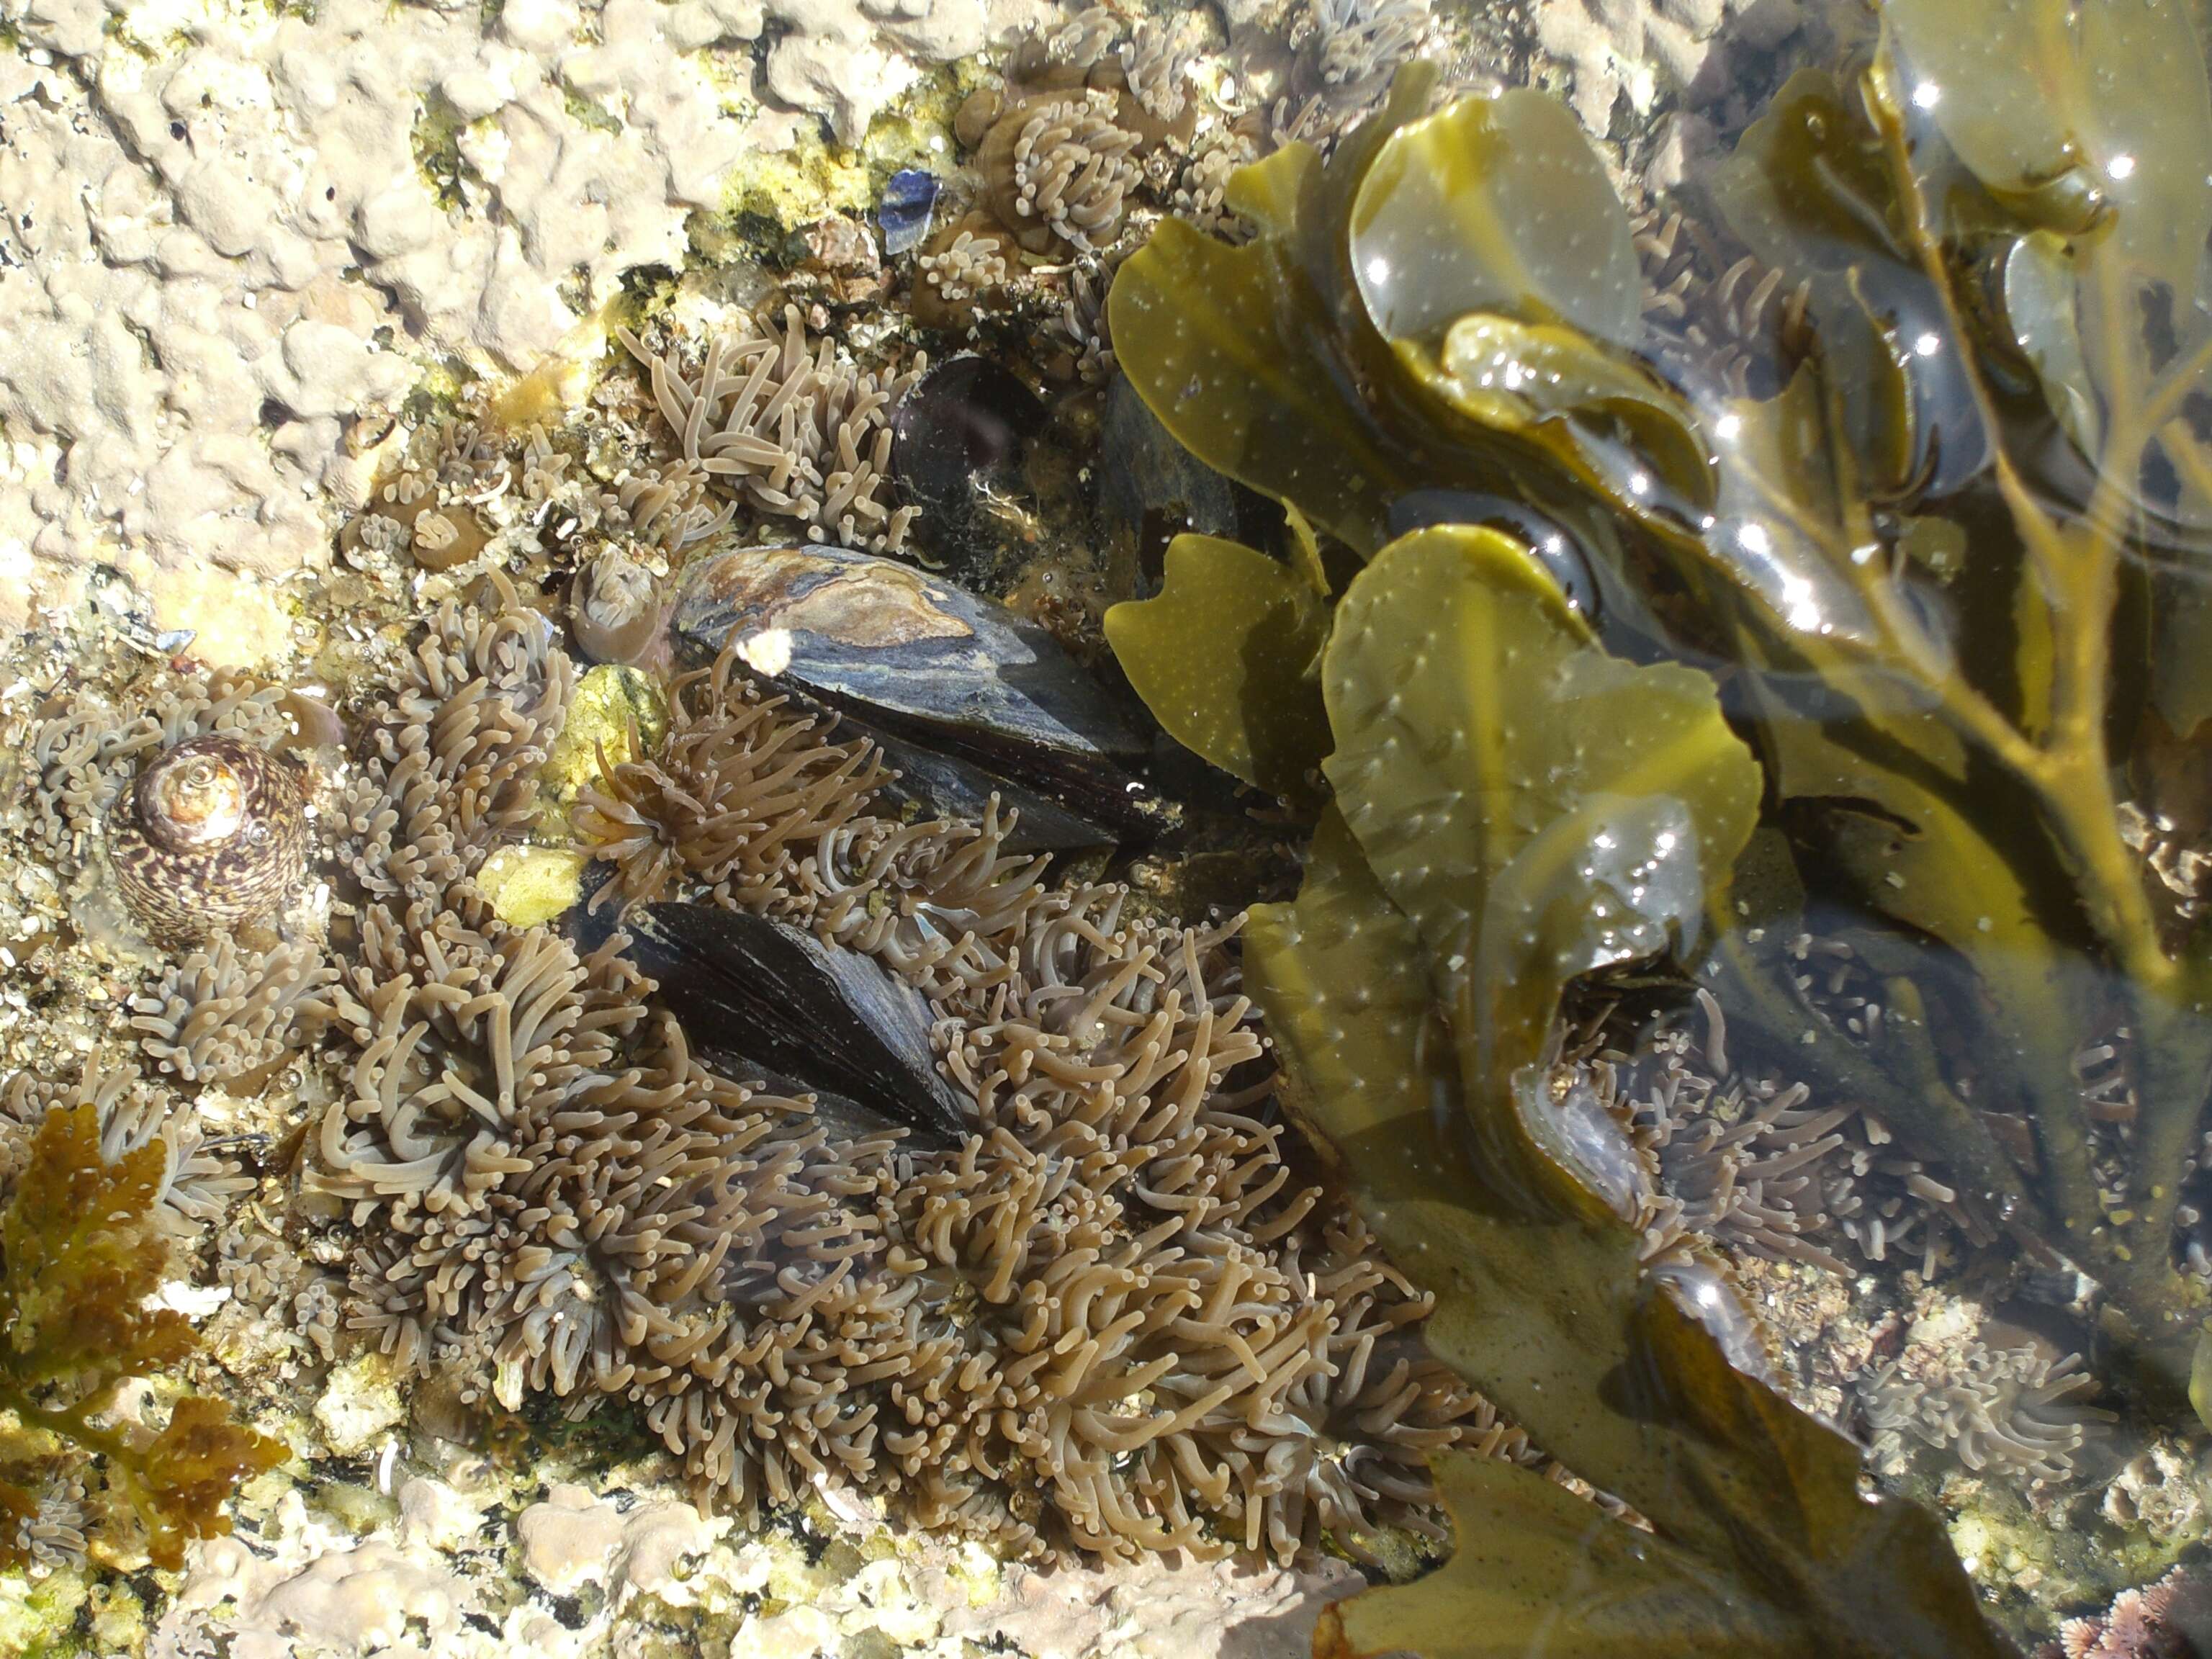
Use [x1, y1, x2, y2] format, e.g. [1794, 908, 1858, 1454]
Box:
[1564, 985, 2111, 1491]
[1573, 986, 1996, 1279]
[321, 574, 1524, 1563]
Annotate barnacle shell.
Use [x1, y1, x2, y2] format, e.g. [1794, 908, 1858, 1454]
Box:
[568, 548, 662, 665]
[109, 734, 311, 940]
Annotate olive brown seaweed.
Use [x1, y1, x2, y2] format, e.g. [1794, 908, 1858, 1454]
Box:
[0, 1087, 284, 1571]
[1090, 16, 2212, 1635]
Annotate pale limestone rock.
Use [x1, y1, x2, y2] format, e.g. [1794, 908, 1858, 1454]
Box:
[0, 0, 1050, 637]
[515, 1481, 722, 1604]
[940, 1551, 1367, 1659]
[159, 1490, 480, 1659]
[396, 1477, 489, 1555]
[250, 1542, 471, 1655]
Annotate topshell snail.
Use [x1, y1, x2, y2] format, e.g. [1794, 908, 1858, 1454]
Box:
[110, 734, 311, 939]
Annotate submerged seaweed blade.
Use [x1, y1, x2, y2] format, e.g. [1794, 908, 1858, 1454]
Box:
[1244, 528, 2006, 1657]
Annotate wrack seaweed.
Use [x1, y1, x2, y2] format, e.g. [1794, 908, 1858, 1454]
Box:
[1104, 3, 2212, 1653]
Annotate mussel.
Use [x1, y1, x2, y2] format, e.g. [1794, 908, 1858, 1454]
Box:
[863, 727, 1127, 853]
[878, 168, 940, 257]
[889, 355, 1051, 580]
[672, 542, 1176, 844]
[575, 897, 968, 1142]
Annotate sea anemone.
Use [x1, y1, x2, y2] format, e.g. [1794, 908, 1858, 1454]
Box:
[574, 638, 889, 914]
[337, 569, 574, 904]
[983, 91, 1144, 256]
[616, 307, 923, 554]
[555, 619, 1519, 1559]
[130, 935, 335, 1087]
[567, 548, 665, 666]
[1863, 1340, 2104, 1489]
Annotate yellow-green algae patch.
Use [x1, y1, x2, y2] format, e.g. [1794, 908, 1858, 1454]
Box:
[0, 1561, 96, 1658]
[536, 662, 667, 832]
[480, 846, 591, 927]
[84, 1578, 147, 1656]
[709, 66, 976, 233]
[313, 1349, 408, 1460]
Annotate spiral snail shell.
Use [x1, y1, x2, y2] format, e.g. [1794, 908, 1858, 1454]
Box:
[110, 734, 311, 939]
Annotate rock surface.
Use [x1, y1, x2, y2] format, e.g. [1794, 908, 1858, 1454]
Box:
[0, 0, 1050, 636]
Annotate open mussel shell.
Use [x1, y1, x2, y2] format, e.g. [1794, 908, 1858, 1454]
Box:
[891, 356, 1043, 517]
[672, 542, 1176, 841]
[889, 355, 1051, 578]
[575, 899, 968, 1142]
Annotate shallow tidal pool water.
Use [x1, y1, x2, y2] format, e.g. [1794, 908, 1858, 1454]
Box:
[4, 0, 2212, 1655]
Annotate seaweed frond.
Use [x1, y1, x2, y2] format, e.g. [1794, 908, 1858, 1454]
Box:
[0, 1102, 284, 1571]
